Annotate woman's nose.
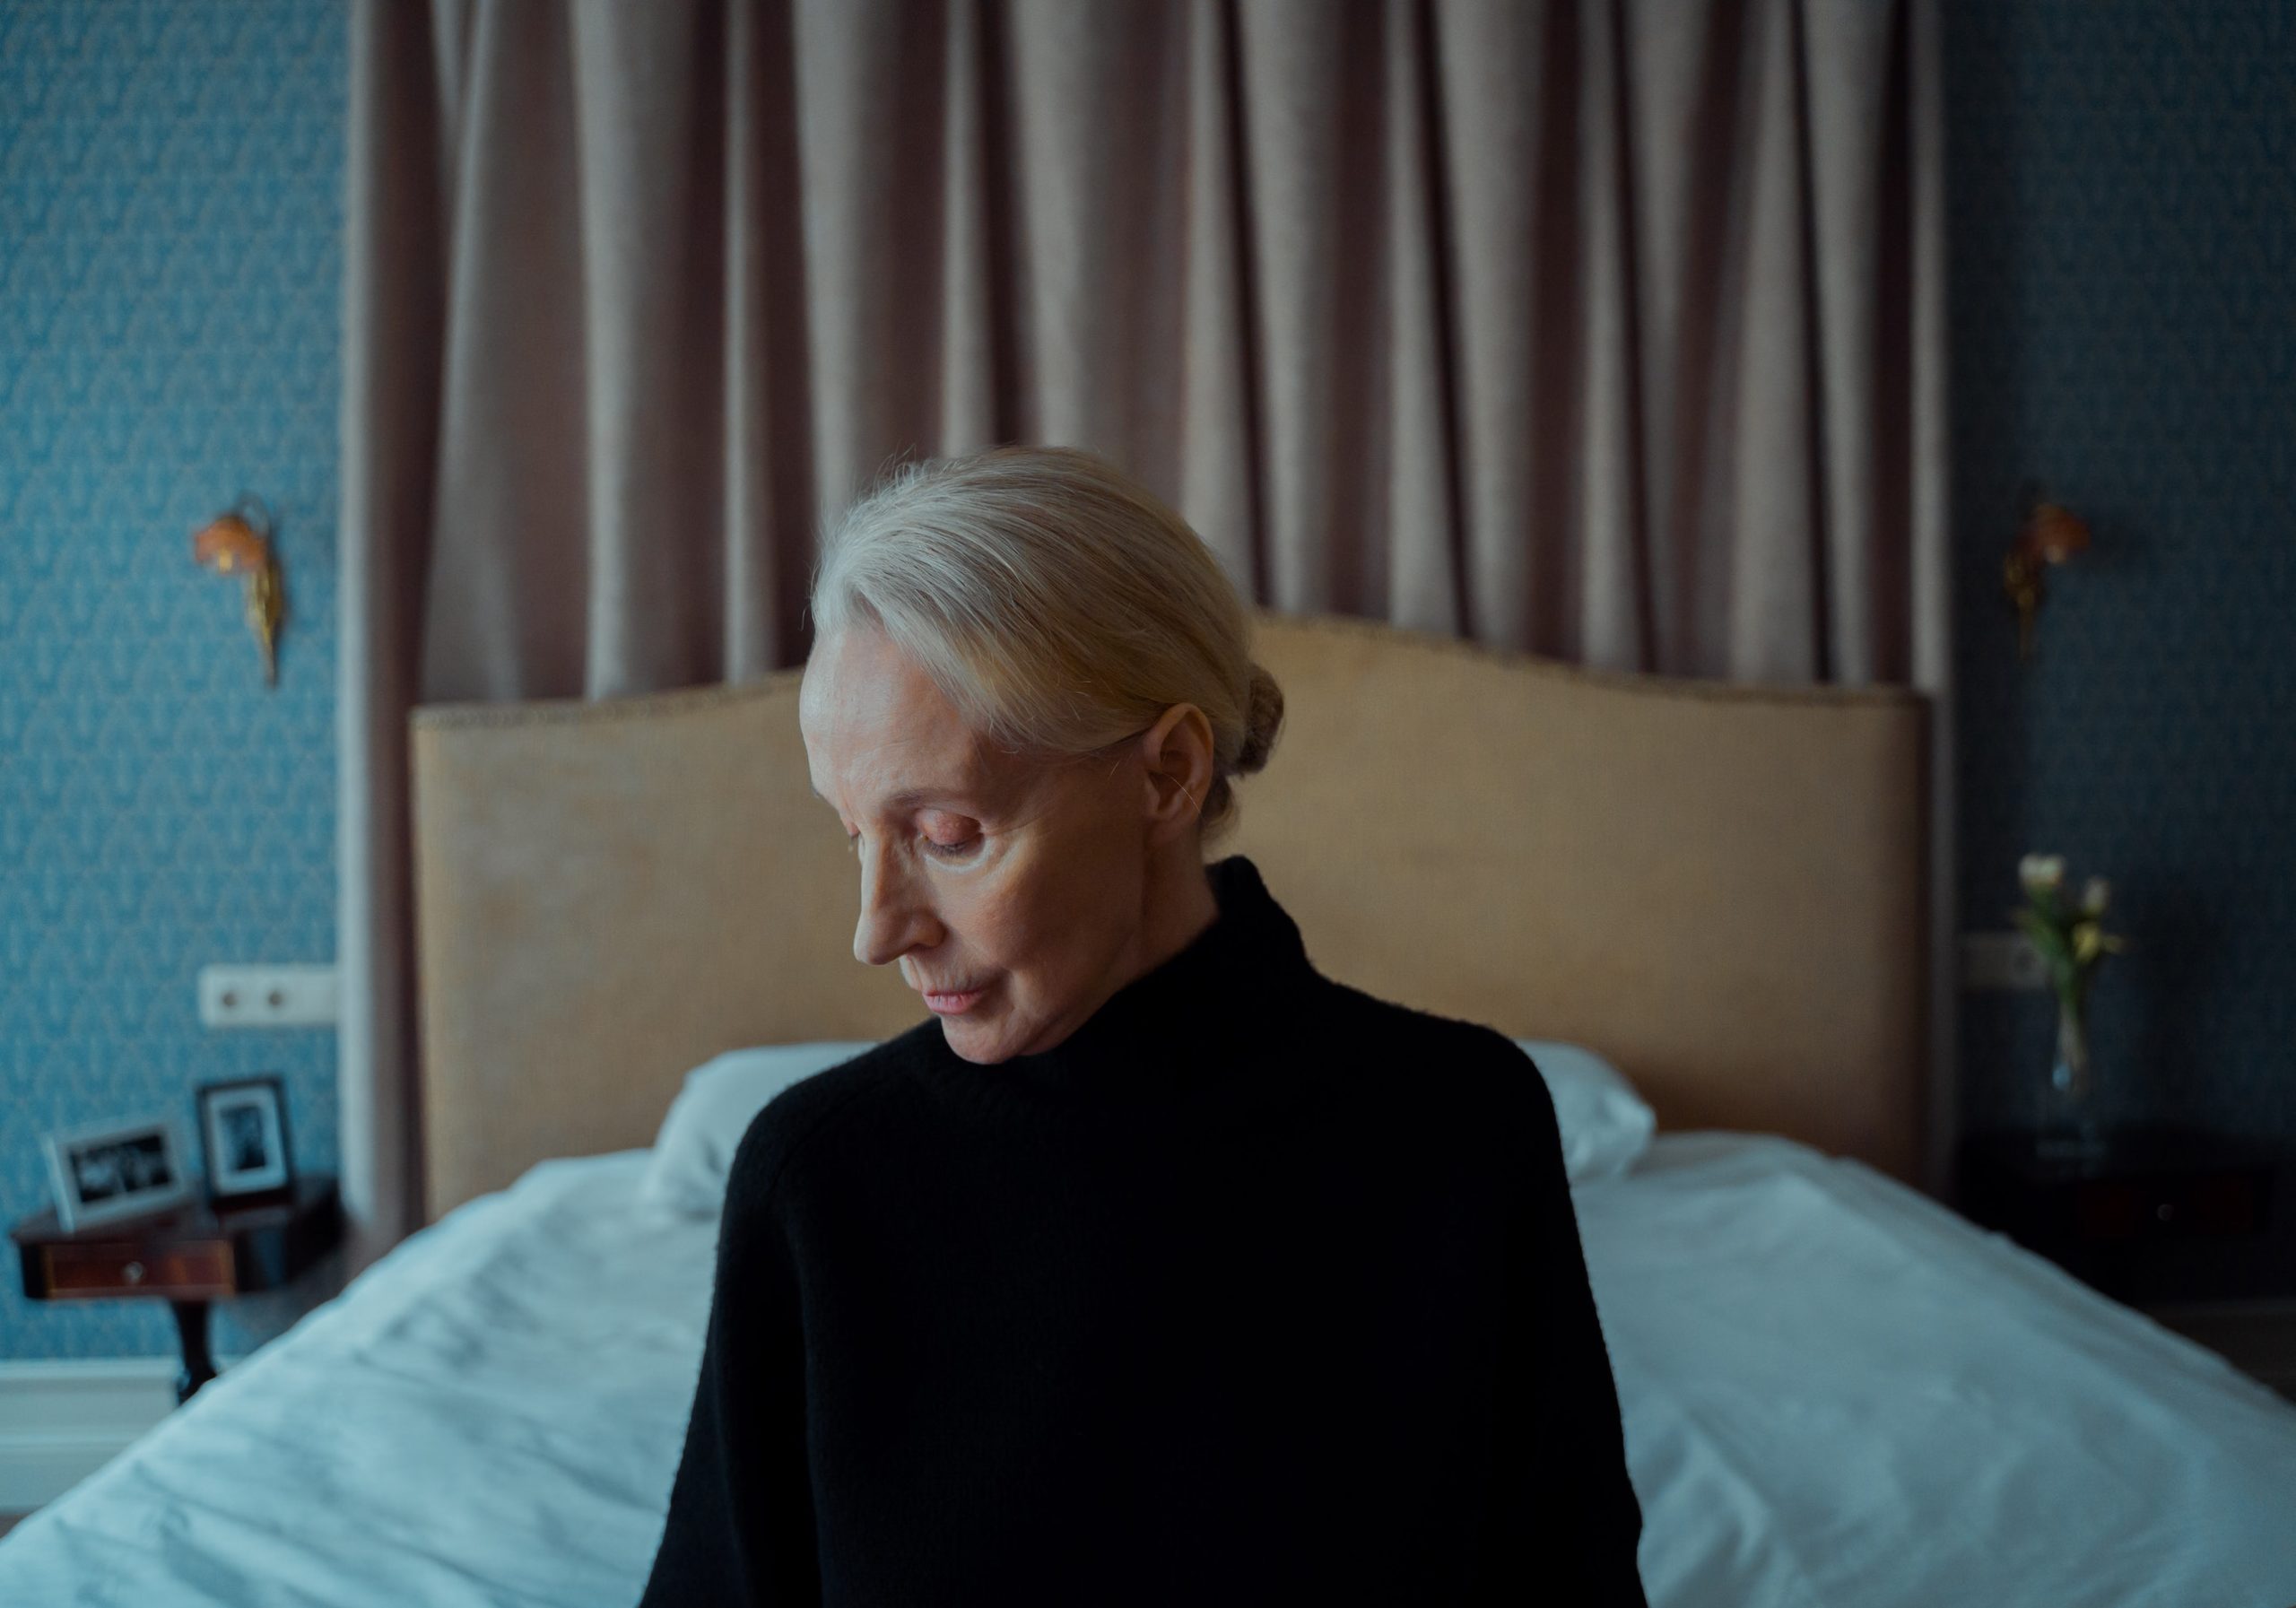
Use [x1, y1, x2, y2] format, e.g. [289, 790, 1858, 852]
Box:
[853, 844, 937, 967]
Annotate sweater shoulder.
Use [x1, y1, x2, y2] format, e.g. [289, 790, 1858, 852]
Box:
[721, 1021, 937, 1215]
[1314, 974, 1528, 1069]
[1309, 976, 1556, 1123]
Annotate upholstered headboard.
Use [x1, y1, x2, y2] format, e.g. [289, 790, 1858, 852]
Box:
[410, 614, 1928, 1219]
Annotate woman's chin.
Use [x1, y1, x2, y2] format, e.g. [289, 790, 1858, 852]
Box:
[936, 1013, 1016, 1065]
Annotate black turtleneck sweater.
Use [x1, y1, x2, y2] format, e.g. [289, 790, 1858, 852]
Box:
[639, 856, 1645, 1605]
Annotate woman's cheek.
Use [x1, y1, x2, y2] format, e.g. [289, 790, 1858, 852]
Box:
[944, 875, 1010, 966]
[995, 874, 1070, 972]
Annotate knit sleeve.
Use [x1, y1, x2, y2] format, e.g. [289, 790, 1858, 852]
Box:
[1473, 1047, 1648, 1604]
[639, 1117, 821, 1606]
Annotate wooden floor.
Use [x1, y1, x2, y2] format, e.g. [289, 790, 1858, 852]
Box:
[2149, 1299, 2296, 1404]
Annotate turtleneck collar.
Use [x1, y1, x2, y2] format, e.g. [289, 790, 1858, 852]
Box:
[912, 856, 1319, 1116]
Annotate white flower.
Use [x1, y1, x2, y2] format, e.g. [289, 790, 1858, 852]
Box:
[2019, 854, 2066, 892]
[2082, 876, 2111, 916]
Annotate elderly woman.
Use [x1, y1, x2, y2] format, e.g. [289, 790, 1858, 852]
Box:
[639, 448, 1645, 1604]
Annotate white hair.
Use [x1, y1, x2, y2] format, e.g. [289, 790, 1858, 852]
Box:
[809, 445, 1284, 838]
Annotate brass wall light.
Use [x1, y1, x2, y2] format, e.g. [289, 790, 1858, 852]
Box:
[2003, 497, 2091, 662]
[192, 495, 286, 686]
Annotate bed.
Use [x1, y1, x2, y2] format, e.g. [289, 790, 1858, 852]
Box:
[5, 1134, 2292, 1604]
[4, 614, 2292, 1603]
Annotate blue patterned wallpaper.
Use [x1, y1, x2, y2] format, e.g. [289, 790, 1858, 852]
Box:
[0, 0, 346, 1360]
[1946, 2, 2296, 1141]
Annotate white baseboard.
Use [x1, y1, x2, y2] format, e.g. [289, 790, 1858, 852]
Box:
[0, 1358, 180, 1513]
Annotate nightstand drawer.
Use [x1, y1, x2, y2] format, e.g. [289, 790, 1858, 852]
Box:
[2073, 1171, 2268, 1241]
[1958, 1128, 2289, 1305]
[41, 1242, 235, 1299]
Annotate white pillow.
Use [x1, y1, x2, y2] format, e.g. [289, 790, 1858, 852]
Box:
[641, 1035, 1652, 1212]
[641, 1042, 875, 1215]
[1514, 1039, 1657, 1183]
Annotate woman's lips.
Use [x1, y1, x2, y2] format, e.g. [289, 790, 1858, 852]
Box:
[923, 986, 986, 1015]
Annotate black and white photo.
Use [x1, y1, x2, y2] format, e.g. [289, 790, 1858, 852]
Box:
[197, 1075, 294, 1200]
[41, 1116, 195, 1232]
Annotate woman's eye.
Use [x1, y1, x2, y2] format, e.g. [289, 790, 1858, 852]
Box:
[921, 828, 980, 860]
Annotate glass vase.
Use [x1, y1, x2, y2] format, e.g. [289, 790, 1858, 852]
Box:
[2036, 991, 2104, 1161]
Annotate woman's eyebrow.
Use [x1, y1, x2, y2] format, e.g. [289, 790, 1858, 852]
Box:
[883, 787, 965, 811]
[813, 785, 978, 814]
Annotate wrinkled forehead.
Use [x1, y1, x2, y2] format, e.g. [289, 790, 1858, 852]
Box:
[799, 628, 1013, 813]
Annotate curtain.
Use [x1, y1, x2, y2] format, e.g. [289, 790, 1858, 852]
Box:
[341, 0, 1951, 1259]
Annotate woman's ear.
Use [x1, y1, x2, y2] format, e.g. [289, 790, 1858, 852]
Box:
[1136, 703, 1216, 845]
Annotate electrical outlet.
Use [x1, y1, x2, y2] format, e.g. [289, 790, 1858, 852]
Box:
[198, 964, 339, 1029]
[1959, 931, 2049, 992]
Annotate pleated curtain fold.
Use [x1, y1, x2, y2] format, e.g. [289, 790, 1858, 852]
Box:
[341, 0, 1951, 1259]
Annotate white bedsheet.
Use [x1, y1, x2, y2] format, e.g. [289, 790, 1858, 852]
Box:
[3, 1136, 2292, 1605]
[1578, 1135, 2296, 1606]
[2, 1152, 705, 1608]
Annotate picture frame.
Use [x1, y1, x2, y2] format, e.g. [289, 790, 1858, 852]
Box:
[42, 1115, 196, 1233]
[196, 1074, 295, 1202]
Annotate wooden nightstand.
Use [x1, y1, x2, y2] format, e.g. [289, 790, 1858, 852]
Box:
[10, 1176, 341, 1404]
[1959, 1127, 2296, 1403]
[1958, 1126, 2285, 1304]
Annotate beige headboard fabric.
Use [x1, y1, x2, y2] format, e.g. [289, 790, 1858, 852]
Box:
[411, 614, 1928, 1220]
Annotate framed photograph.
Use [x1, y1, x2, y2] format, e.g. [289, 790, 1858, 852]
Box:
[196, 1075, 294, 1201]
[42, 1116, 196, 1233]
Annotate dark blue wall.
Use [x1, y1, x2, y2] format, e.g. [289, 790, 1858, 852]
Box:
[1947, 1, 2296, 1140]
[0, 0, 346, 1360]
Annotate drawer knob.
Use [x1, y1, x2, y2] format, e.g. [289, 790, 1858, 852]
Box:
[123, 1261, 145, 1284]
[2155, 1202, 2175, 1223]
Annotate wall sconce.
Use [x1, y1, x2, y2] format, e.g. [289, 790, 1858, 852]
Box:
[192, 495, 285, 686]
[2002, 497, 2091, 663]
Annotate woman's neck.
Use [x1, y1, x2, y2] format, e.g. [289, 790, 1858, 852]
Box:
[1131, 847, 1221, 983]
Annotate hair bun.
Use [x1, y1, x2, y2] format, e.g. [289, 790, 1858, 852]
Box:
[1234, 663, 1284, 775]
